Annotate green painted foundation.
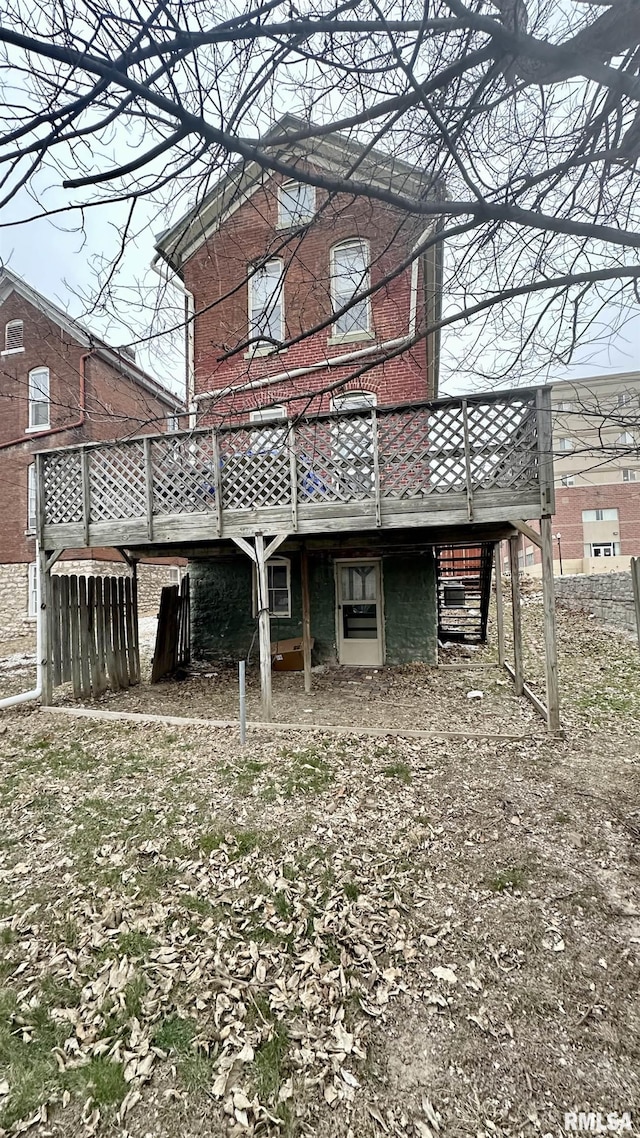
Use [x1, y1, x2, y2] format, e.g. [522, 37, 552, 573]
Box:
[189, 549, 437, 665]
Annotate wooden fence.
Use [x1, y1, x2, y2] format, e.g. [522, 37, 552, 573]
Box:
[50, 574, 140, 699]
[151, 575, 190, 683]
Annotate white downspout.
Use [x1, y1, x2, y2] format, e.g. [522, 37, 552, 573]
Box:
[0, 545, 43, 709]
[194, 223, 432, 406]
[151, 255, 196, 427]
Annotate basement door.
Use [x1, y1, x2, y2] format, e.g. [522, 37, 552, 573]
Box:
[336, 559, 384, 666]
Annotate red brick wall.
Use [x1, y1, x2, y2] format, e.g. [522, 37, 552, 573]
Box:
[0, 291, 177, 564]
[526, 483, 640, 565]
[182, 174, 431, 420]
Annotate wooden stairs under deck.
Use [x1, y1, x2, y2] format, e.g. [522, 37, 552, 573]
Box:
[436, 543, 494, 643]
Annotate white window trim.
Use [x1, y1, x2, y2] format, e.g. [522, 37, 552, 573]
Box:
[616, 431, 635, 446]
[27, 463, 36, 532]
[559, 474, 575, 487]
[331, 391, 377, 413]
[27, 562, 38, 619]
[277, 180, 316, 228]
[27, 366, 50, 430]
[623, 468, 637, 482]
[247, 258, 284, 354]
[252, 556, 292, 619]
[249, 405, 287, 424]
[329, 239, 372, 343]
[557, 437, 573, 452]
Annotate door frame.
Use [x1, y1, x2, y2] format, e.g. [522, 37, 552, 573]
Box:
[334, 557, 385, 666]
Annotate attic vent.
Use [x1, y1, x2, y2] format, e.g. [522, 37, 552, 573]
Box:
[5, 320, 23, 351]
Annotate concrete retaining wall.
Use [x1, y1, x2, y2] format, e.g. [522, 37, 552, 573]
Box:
[554, 571, 637, 634]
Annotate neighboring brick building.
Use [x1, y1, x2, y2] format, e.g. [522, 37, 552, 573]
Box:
[509, 370, 640, 576]
[153, 114, 446, 665]
[0, 268, 184, 640]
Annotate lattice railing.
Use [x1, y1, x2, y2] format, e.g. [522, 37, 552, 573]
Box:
[38, 389, 548, 533]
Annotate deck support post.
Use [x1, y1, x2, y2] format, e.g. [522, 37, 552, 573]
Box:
[301, 546, 312, 694]
[494, 543, 505, 668]
[232, 532, 289, 723]
[540, 516, 561, 733]
[39, 546, 54, 706]
[509, 534, 524, 696]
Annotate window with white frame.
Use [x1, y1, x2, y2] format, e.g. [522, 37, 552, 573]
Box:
[248, 259, 284, 346]
[557, 437, 573, 452]
[4, 320, 23, 353]
[27, 463, 36, 531]
[582, 507, 618, 522]
[253, 557, 291, 618]
[331, 239, 371, 337]
[616, 431, 635, 447]
[27, 562, 38, 618]
[249, 405, 287, 424]
[278, 181, 315, 227]
[28, 366, 50, 429]
[556, 400, 574, 412]
[586, 542, 620, 558]
[559, 474, 575, 487]
[623, 468, 637, 482]
[617, 391, 632, 407]
[167, 413, 179, 432]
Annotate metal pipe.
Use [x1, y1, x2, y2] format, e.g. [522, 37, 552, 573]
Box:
[239, 659, 246, 746]
[0, 543, 43, 709]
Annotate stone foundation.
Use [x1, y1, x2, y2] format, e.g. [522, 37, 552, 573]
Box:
[554, 571, 637, 634]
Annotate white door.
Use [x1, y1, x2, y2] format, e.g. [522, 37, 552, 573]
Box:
[336, 560, 384, 666]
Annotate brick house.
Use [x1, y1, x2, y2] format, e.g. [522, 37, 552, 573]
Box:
[153, 115, 447, 666]
[0, 268, 184, 641]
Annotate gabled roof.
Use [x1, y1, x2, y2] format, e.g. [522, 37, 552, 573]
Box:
[154, 113, 442, 273]
[0, 268, 183, 410]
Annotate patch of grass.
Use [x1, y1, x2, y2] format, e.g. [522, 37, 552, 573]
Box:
[253, 1021, 290, 1102]
[273, 891, 293, 920]
[123, 974, 148, 1019]
[231, 829, 262, 858]
[554, 811, 571, 824]
[381, 761, 412, 785]
[117, 930, 156, 958]
[0, 987, 67, 1131]
[343, 881, 360, 902]
[68, 1056, 127, 1108]
[197, 830, 225, 856]
[39, 975, 81, 1010]
[487, 866, 529, 893]
[0, 927, 15, 947]
[153, 1014, 196, 1055]
[276, 745, 334, 798]
[178, 1051, 216, 1092]
[181, 893, 218, 917]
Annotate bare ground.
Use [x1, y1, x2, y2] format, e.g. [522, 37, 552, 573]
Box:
[0, 602, 638, 1137]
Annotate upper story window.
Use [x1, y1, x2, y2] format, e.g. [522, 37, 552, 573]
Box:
[167, 413, 179, 433]
[582, 508, 618, 522]
[556, 400, 574, 412]
[27, 463, 36, 531]
[616, 431, 635, 447]
[623, 468, 637, 482]
[617, 391, 633, 407]
[278, 181, 315, 227]
[248, 259, 284, 347]
[27, 367, 50, 430]
[332, 391, 377, 412]
[4, 320, 23, 353]
[249, 405, 287, 424]
[557, 437, 573, 452]
[330, 239, 371, 338]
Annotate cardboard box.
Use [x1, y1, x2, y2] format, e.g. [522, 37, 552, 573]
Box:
[270, 637, 314, 671]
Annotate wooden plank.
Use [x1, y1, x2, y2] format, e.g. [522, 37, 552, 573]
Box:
[51, 574, 62, 689]
[39, 547, 54, 705]
[124, 577, 138, 685]
[494, 543, 506, 668]
[116, 576, 130, 687]
[371, 409, 381, 528]
[540, 515, 561, 733]
[289, 423, 298, 532]
[211, 430, 223, 537]
[504, 662, 549, 722]
[68, 575, 82, 700]
[130, 566, 141, 684]
[144, 437, 154, 541]
[301, 547, 312, 695]
[78, 575, 92, 699]
[254, 534, 273, 722]
[511, 519, 542, 549]
[509, 535, 524, 696]
[81, 450, 91, 547]
[102, 576, 118, 690]
[536, 386, 555, 517]
[461, 399, 474, 521]
[94, 577, 108, 694]
[59, 575, 72, 684]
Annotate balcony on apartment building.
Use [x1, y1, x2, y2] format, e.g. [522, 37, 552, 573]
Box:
[35, 387, 554, 551]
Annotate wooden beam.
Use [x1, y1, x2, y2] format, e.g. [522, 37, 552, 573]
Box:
[264, 533, 288, 560]
[254, 533, 273, 722]
[494, 542, 505, 667]
[509, 534, 524, 696]
[504, 662, 548, 723]
[231, 536, 257, 562]
[38, 546, 54, 706]
[45, 549, 65, 573]
[301, 547, 312, 695]
[540, 515, 561, 734]
[143, 436, 154, 542]
[510, 519, 542, 549]
[462, 399, 474, 521]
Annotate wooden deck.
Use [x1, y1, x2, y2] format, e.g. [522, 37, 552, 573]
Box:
[36, 387, 554, 551]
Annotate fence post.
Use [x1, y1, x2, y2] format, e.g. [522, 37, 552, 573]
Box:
[632, 557, 640, 648]
[239, 659, 247, 747]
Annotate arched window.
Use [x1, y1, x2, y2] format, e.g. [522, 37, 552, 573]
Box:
[28, 367, 50, 429]
[4, 320, 23, 352]
[331, 391, 377, 412]
[330, 239, 371, 337]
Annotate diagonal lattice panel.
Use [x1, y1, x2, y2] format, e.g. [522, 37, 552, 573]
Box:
[297, 415, 377, 503]
[425, 405, 467, 494]
[219, 425, 292, 510]
[377, 407, 431, 498]
[43, 452, 83, 524]
[466, 397, 538, 489]
[89, 442, 146, 521]
[151, 434, 217, 515]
